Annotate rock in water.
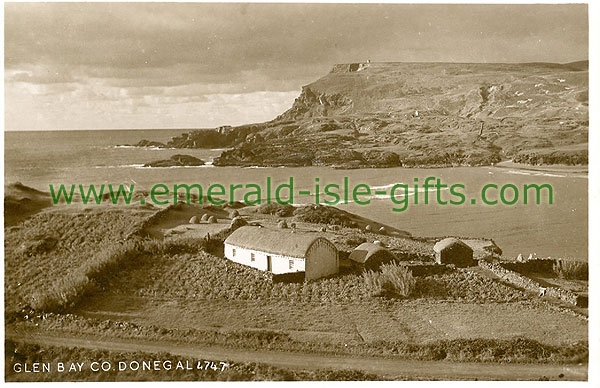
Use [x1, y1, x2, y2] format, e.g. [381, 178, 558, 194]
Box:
[134, 139, 166, 148]
[144, 154, 205, 168]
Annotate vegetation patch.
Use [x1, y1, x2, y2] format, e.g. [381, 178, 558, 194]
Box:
[553, 260, 588, 280]
[4, 208, 152, 311]
[8, 312, 589, 365]
[363, 263, 416, 298]
[28, 237, 207, 313]
[5, 340, 386, 382]
[293, 205, 355, 226]
[256, 203, 295, 217]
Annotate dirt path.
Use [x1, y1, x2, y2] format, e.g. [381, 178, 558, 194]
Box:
[6, 330, 587, 381]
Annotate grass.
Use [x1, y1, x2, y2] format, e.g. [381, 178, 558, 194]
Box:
[8, 312, 589, 365]
[5, 340, 383, 382]
[29, 240, 143, 312]
[28, 237, 208, 313]
[363, 263, 416, 298]
[256, 203, 295, 217]
[94, 249, 528, 304]
[6, 207, 529, 313]
[4, 208, 152, 311]
[293, 205, 355, 226]
[208, 62, 587, 168]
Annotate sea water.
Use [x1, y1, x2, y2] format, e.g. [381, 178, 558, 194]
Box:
[4, 129, 588, 260]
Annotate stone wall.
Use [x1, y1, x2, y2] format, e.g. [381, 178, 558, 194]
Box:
[479, 260, 586, 307]
[502, 258, 555, 274]
[399, 262, 452, 277]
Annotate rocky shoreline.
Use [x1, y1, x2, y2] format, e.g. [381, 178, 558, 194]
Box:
[143, 154, 205, 168]
[126, 62, 588, 169]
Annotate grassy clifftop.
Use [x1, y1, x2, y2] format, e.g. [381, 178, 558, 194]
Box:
[142, 61, 589, 168]
[280, 61, 587, 120]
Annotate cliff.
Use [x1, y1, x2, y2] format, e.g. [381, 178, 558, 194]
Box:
[138, 61, 589, 168]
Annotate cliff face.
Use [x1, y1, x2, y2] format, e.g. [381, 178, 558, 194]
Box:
[276, 86, 353, 121]
[277, 61, 588, 122]
[138, 61, 589, 168]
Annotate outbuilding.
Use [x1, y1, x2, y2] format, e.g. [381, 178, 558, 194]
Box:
[348, 242, 396, 270]
[433, 238, 474, 267]
[224, 226, 339, 280]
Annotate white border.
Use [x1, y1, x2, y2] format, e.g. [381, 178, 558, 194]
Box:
[1, 1, 596, 388]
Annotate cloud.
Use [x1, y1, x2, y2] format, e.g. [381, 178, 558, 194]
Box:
[4, 3, 588, 130]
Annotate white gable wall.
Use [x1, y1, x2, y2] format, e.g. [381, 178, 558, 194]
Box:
[224, 243, 306, 274]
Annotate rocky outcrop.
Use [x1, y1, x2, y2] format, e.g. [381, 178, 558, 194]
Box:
[276, 86, 353, 121]
[213, 141, 403, 168]
[144, 154, 205, 167]
[129, 61, 588, 168]
[513, 149, 588, 166]
[134, 139, 167, 148]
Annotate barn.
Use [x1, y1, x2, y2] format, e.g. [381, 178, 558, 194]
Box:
[224, 226, 339, 280]
[348, 242, 396, 270]
[433, 237, 474, 267]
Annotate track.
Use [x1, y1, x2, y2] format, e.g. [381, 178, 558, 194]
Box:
[6, 330, 587, 381]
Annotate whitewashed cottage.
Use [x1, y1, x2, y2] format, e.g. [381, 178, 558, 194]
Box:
[224, 226, 338, 280]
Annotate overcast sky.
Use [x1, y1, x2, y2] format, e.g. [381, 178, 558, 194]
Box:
[4, 3, 588, 130]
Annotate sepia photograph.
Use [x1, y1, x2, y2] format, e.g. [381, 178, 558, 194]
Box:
[3, 1, 593, 382]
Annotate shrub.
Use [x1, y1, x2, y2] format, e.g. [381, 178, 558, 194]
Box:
[553, 260, 588, 280]
[344, 234, 367, 247]
[363, 263, 416, 298]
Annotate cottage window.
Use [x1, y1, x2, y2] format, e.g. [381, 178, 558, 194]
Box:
[251, 252, 255, 262]
[232, 248, 236, 257]
[289, 260, 294, 270]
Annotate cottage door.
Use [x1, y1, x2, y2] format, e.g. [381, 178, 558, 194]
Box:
[266, 255, 272, 272]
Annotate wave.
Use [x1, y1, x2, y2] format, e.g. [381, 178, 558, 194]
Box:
[95, 163, 214, 169]
[102, 145, 175, 150]
[370, 183, 400, 190]
[282, 185, 450, 206]
[95, 164, 146, 168]
[135, 164, 215, 169]
[504, 170, 566, 178]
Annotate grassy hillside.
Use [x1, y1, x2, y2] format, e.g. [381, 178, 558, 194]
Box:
[135, 61, 587, 168]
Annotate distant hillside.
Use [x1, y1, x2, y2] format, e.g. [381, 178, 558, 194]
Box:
[138, 61, 589, 168]
[4, 182, 52, 226]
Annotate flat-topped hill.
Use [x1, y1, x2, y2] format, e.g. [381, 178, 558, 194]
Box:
[279, 61, 588, 121]
[135, 61, 589, 168]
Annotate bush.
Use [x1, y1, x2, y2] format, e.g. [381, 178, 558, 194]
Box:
[344, 234, 367, 247]
[363, 263, 416, 298]
[553, 260, 588, 280]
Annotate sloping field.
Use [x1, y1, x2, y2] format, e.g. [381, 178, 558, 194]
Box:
[4, 206, 153, 311]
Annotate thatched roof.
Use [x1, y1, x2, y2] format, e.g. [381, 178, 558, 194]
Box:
[433, 237, 472, 253]
[348, 242, 393, 264]
[225, 226, 330, 258]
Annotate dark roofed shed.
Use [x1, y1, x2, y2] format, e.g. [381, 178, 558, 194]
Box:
[348, 242, 396, 270]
